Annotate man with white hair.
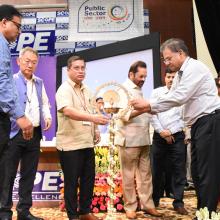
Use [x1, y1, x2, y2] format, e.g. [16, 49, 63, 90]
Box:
[0, 47, 52, 220]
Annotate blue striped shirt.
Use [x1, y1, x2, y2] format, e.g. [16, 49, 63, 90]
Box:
[0, 33, 23, 119]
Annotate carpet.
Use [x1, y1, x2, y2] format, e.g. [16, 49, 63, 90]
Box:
[11, 191, 220, 220]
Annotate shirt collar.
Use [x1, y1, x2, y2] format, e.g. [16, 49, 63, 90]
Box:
[67, 77, 85, 90]
[18, 71, 36, 82]
[125, 78, 140, 90]
[180, 56, 190, 73]
[164, 86, 170, 94]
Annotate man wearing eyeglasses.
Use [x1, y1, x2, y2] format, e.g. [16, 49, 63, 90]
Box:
[131, 38, 220, 218]
[0, 5, 33, 220]
[56, 56, 109, 220]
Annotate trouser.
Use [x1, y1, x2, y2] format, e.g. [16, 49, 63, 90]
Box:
[0, 127, 41, 218]
[152, 131, 186, 208]
[191, 110, 220, 212]
[119, 145, 155, 211]
[0, 112, 11, 217]
[160, 154, 173, 197]
[58, 148, 95, 219]
[0, 112, 10, 159]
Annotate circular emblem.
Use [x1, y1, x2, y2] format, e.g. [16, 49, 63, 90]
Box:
[108, 5, 128, 20]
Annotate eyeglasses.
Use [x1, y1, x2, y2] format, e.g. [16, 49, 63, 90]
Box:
[162, 57, 173, 64]
[162, 51, 182, 64]
[9, 20, 22, 30]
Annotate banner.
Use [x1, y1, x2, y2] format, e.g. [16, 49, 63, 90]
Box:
[68, 0, 145, 41]
[9, 8, 148, 56]
[13, 171, 62, 201]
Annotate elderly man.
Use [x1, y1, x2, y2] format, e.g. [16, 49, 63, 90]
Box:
[131, 38, 220, 218]
[0, 47, 52, 220]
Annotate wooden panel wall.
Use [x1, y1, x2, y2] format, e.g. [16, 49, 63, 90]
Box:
[144, 0, 196, 82]
[144, 0, 196, 58]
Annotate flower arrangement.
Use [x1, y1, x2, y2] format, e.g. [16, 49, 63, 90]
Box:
[59, 172, 65, 211]
[94, 146, 120, 174]
[92, 172, 124, 213]
[59, 146, 124, 213]
[196, 207, 220, 220]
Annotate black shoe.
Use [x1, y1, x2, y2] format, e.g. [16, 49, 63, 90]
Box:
[153, 200, 159, 207]
[166, 192, 174, 199]
[17, 213, 44, 220]
[174, 206, 188, 215]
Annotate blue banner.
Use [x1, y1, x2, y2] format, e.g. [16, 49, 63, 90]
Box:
[9, 10, 149, 56]
[13, 171, 62, 201]
[10, 31, 55, 56]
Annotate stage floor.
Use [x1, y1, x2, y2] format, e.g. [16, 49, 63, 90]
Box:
[11, 191, 220, 220]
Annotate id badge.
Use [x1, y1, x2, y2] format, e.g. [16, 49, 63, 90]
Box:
[82, 121, 91, 126]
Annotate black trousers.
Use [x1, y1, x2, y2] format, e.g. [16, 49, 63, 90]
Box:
[58, 148, 95, 219]
[191, 110, 220, 212]
[0, 113, 10, 158]
[0, 127, 41, 218]
[152, 131, 186, 208]
[0, 112, 11, 214]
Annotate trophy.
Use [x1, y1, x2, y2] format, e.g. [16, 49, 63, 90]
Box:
[93, 82, 131, 220]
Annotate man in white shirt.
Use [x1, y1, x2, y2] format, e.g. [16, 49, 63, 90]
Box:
[131, 38, 220, 216]
[150, 69, 187, 215]
[115, 61, 162, 219]
[0, 47, 52, 220]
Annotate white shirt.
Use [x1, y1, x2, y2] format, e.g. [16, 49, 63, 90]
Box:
[150, 57, 220, 126]
[150, 86, 184, 134]
[25, 76, 51, 127]
[115, 79, 151, 147]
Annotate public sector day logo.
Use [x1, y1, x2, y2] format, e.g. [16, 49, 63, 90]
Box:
[77, 0, 134, 33]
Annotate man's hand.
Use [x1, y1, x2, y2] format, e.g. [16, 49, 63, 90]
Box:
[92, 114, 109, 125]
[16, 116, 33, 140]
[94, 130, 101, 145]
[164, 135, 175, 144]
[159, 129, 172, 138]
[130, 99, 151, 112]
[44, 118, 52, 131]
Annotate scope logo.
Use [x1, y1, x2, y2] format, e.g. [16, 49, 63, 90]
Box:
[36, 17, 56, 24]
[56, 10, 69, 17]
[75, 41, 96, 48]
[13, 171, 62, 201]
[21, 12, 36, 18]
[10, 31, 55, 56]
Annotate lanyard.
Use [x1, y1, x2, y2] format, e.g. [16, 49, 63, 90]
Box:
[72, 86, 90, 113]
[27, 80, 34, 103]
